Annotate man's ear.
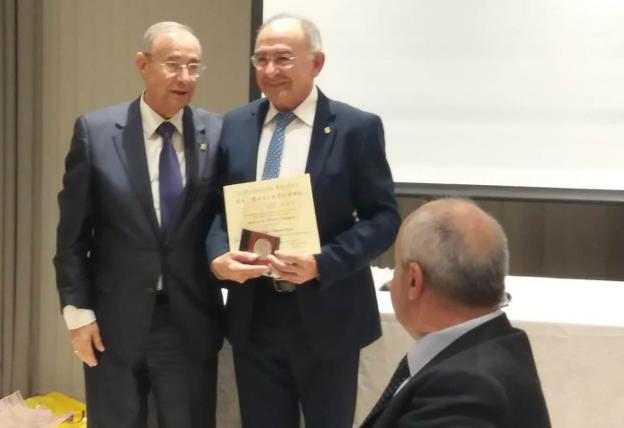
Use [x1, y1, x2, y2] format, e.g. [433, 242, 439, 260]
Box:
[312, 51, 325, 77]
[135, 51, 148, 76]
[407, 262, 425, 301]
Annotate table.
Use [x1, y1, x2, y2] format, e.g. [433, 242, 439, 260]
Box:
[216, 275, 624, 427]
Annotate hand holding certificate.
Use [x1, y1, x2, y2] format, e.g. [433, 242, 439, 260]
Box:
[219, 174, 322, 284]
[223, 174, 321, 258]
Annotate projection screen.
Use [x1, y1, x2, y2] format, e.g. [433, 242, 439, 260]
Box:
[261, 0, 624, 191]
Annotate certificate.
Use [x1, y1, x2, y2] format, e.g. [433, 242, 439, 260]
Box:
[223, 174, 321, 255]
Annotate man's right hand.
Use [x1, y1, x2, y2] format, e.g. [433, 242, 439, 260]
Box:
[70, 321, 105, 367]
[210, 251, 270, 283]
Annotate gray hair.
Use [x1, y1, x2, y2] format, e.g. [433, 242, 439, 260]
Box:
[141, 21, 200, 55]
[398, 198, 508, 307]
[258, 13, 323, 52]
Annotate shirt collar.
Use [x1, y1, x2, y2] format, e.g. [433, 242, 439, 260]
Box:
[140, 92, 184, 137]
[264, 86, 318, 127]
[407, 310, 504, 376]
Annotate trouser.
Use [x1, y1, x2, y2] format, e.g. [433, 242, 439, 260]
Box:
[84, 297, 218, 428]
[233, 279, 359, 428]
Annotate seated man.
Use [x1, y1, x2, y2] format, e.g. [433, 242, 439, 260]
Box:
[362, 198, 551, 428]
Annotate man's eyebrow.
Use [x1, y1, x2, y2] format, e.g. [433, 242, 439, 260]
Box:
[255, 48, 294, 55]
[164, 54, 200, 62]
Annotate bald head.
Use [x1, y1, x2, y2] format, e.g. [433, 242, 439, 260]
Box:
[141, 21, 201, 56]
[257, 13, 323, 52]
[397, 198, 508, 307]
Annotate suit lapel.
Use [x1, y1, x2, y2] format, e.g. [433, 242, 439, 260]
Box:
[305, 90, 337, 188]
[112, 99, 161, 237]
[243, 99, 270, 182]
[183, 106, 201, 190]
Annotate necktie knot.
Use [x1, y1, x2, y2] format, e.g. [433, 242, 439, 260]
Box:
[262, 112, 296, 180]
[385, 356, 410, 397]
[392, 356, 410, 388]
[275, 111, 296, 129]
[156, 121, 176, 140]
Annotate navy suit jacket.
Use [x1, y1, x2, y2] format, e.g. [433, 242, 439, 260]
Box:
[362, 314, 551, 428]
[206, 89, 400, 355]
[54, 99, 224, 362]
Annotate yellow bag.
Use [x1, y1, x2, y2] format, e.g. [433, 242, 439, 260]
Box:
[25, 391, 86, 427]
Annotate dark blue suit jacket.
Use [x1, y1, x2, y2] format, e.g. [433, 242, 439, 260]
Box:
[207, 89, 400, 355]
[55, 99, 224, 362]
[361, 314, 551, 428]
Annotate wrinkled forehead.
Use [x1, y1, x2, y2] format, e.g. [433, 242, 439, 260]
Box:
[152, 31, 202, 58]
[253, 43, 296, 56]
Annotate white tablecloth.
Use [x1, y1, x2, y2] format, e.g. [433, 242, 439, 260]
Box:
[216, 275, 624, 427]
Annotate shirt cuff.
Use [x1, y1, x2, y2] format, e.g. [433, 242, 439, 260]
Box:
[62, 306, 96, 330]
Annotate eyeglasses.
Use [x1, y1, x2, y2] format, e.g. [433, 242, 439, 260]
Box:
[160, 60, 205, 77]
[500, 291, 512, 308]
[144, 53, 205, 77]
[250, 53, 297, 70]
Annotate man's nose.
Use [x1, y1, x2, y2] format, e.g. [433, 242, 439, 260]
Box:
[264, 61, 279, 76]
[176, 67, 192, 82]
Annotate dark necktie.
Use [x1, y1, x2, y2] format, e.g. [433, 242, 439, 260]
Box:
[156, 121, 183, 229]
[363, 355, 410, 425]
[262, 111, 296, 179]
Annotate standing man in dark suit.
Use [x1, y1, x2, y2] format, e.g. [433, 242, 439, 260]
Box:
[54, 21, 223, 428]
[361, 198, 551, 428]
[206, 13, 400, 428]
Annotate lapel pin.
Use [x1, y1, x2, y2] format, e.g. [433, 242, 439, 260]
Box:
[200, 143, 207, 151]
[324, 126, 331, 134]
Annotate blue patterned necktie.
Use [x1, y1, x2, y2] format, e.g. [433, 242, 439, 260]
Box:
[262, 111, 296, 179]
[156, 121, 183, 229]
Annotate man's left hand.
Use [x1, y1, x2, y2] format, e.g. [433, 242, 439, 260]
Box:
[267, 251, 319, 284]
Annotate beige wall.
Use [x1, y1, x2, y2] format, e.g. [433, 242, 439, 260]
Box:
[36, 0, 251, 399]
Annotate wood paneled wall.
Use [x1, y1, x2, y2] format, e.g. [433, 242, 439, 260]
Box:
[376, 197, 624, 282]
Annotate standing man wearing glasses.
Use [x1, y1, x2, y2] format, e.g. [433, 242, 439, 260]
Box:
[207, 14, 400, 427]
[54, 21, 223, 428]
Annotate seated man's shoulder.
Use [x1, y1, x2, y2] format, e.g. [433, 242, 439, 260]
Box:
[401, 340, 547, 425]
[445, 329, 539, 382]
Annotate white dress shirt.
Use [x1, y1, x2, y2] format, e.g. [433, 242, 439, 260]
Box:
[395, 309, 504, 395]
[140, 96, 186, 225]
[256, 86, 318, 179]
[62, 94, 186, 330]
